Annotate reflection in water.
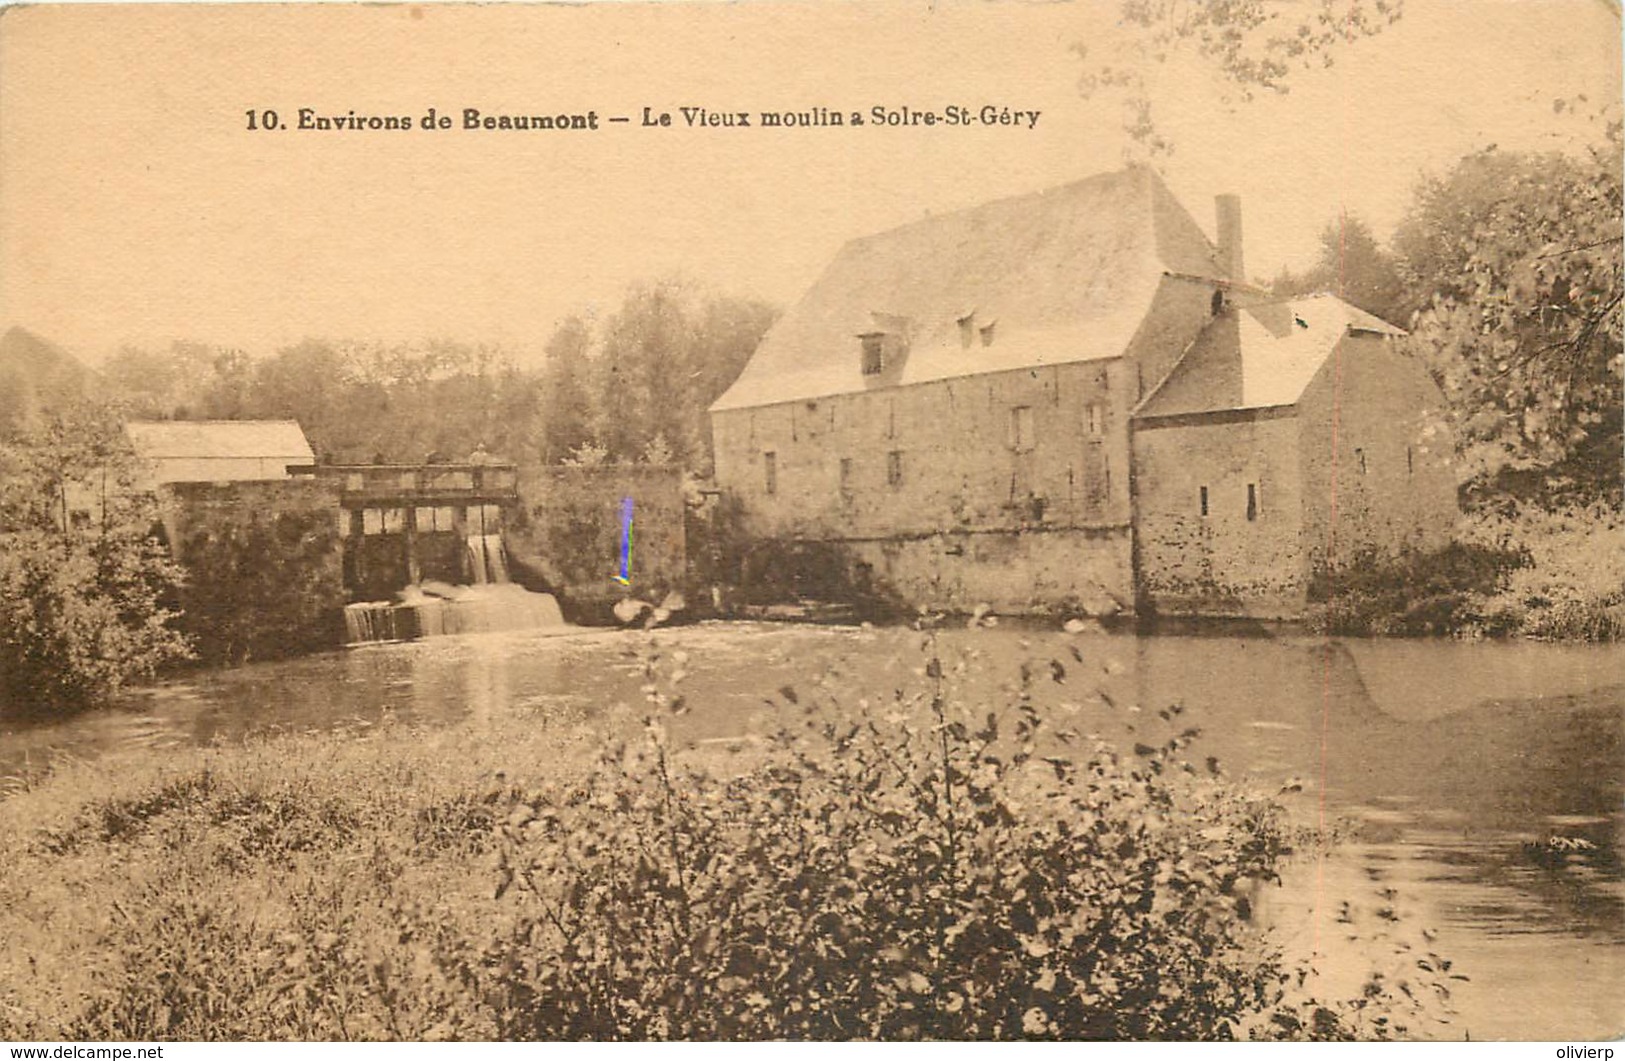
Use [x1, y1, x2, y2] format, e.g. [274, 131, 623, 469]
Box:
[0, 622, 1619, 1038]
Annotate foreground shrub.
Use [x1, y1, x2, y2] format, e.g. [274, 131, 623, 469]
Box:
[447, 621, 1455, 1039]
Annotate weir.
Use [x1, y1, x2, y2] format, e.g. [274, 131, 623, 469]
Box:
[343, 582, 566, 645]
[297, 461, 570, 645]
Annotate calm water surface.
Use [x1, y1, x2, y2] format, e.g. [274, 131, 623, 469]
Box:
[2, 621, 1620, 1039]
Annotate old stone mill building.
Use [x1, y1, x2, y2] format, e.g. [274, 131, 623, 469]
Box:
[710, 166, 1458, 618]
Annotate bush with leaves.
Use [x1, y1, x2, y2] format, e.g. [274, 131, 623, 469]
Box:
[448, 616, 1459, 1040]
[0, 405, 191, 712]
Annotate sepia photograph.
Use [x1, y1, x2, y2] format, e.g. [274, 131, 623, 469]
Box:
[0, 0, 1619, 1044]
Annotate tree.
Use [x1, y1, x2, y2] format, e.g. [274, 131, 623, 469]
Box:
[1271, 213, 1409, 322]
[101, 341, 253, 421]
[541, 283, 778, 472]
[540, 317, 597, 464]
[1076, 0, 1403, 155]
[0, 403, 191, 712]
[1395, 141, 1623, 501]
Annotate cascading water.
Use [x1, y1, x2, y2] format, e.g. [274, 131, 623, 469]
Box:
[344, 600, 411, 643]
[465, 533, 510, 585]
[344, 532, 565, 645]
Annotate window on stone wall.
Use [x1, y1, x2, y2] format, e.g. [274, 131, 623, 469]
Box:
[1407, 446, 1414, 475]
[764, 451, 777, 495]
[1086, 402, 1105, 437]
[1355, 447, 1367, 475]
[1246, 483, 1258, 522]
[860, 334, 884, 375]
[1010, 406, 1034, 452]
[1200, 485, 1209, 518]
[887, 450, 903, 488]
[839, 457, 853, 500]
[1083, 444, 1107, 509]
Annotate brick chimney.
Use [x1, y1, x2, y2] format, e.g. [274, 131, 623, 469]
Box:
[1215, 194, 1244, 284]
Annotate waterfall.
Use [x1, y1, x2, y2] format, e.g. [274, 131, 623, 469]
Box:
[465, 533, 510, 585]
[344, 601, 411, 644]
[345, 533, 563, 645]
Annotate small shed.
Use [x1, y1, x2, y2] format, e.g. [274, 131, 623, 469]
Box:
[125, 420, 315, 488]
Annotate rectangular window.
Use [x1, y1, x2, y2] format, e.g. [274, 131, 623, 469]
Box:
[1199, 486, 1209, 518]
[1355, 447, 1367, 475]
[1010, 406, 1034, 452]
[1407, 446, 1414, 475]
[887, 450, 903, 488]
[1086, 403, 1104, 437]
[382, 508, 405, 534]
[839, 457, 853, 499]
[764, 451, 777, 495]
[1246, 483, 1258, 522]
[412, 506, 459, 533]
[860, 335, 884, 375]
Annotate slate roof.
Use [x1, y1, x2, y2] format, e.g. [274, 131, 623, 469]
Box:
[124, 420, 315, 462]
[1133, 294, 1405, 419]
[711, 165, 1229, 412]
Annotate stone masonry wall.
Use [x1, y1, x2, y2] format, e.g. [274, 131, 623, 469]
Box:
[713, 359, 1133, 539]
[1131, 411, 1306, 618]
[159, 479, 347, 662]
[509, 464, 687, 619]
[846, 527, 1133, 615]
[1297, 336, 1459, 575]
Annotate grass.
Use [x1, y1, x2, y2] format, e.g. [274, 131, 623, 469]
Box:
[0, 706, 599, 1039]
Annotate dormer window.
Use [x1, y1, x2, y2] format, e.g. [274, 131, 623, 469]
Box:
[957, 313, 977, 349]
[979, 321, 996, 347]
[860, 333, 884, 375]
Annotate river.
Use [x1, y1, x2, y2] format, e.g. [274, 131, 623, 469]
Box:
[1, 620, 1620, 1040]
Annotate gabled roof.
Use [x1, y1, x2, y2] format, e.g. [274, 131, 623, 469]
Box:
[124, 420, 315, 461]
[711, 166, 1228, 412]
[1133, 294, 1405, 419]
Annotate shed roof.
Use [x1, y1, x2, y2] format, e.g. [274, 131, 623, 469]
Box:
[1133, 294, 1405, 419]
[711, 165, 1228, 412]
[124, 420, 315, 461]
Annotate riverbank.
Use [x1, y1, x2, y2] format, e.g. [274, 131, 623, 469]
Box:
[1304, 504, 1624, 641]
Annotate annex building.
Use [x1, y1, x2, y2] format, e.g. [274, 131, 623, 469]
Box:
[708, 165, 1457, 619]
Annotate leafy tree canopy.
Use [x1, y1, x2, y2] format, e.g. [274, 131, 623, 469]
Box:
[1395, 136, 1623, 503]
[1270, 213, 1409, 323]
[1077, 0, 1403, 154]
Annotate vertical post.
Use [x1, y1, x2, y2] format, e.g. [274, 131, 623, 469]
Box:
[404, 506, 421, 586]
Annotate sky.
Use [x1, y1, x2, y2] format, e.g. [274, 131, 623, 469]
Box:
[0, 0, 1619, 368]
